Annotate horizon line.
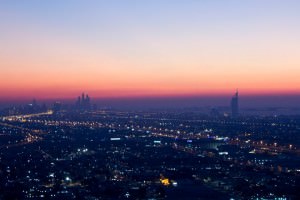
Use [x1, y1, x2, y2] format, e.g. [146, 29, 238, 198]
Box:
[1, 92, 300, 102]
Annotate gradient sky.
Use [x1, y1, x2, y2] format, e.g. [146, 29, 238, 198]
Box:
[1, 0, 300, 99]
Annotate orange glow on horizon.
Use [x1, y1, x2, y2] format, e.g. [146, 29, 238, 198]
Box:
[0, 86, 300, 100]
[1, 1, 300, 100]
[1, 59, 300, 99]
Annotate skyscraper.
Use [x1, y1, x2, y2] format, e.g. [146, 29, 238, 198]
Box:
[76, 93, 91, 110]
[231, 90, 239, 118]
[82, 93, 85, 102]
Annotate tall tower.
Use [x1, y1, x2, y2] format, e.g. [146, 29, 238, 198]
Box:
[231, 89, 239, 118]
[82, 93, 85, 102]
[86, 94, 90, 104]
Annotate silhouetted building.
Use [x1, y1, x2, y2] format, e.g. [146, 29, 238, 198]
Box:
[231, 90, 239, 118]
[76, 93, 91, 111]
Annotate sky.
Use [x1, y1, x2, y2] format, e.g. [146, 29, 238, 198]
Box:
[1, 0, 300, 100]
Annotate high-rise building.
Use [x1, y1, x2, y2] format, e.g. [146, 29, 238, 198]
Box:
[76, 96, 81, 106]
[86, 95, 90, 105]
[231, 90, 239, 118]
[75, 93, 91, 110]
[82, 93, 85, 102]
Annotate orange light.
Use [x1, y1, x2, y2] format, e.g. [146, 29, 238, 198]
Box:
[160, 178, 170, 186]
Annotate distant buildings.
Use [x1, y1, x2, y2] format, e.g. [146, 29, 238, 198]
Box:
[231, 90, 239, 118]
[53, 101, 62, 113]
[76, 93, 91, 110]
[2, 99, 48, 116]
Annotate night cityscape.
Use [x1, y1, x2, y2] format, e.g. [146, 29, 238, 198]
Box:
[0, 92, 299, 199]
[1, 1, 300, 200]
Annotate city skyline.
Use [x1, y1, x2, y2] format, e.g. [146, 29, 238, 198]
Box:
[1, 1, 300, 100]
[1, 2, 300, 199]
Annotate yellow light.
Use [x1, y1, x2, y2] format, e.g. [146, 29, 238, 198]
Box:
[160, 178, 170, 186]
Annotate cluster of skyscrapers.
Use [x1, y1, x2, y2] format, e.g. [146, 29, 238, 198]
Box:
[76, 93, 91, 110]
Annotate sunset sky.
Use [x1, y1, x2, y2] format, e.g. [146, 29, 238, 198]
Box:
[1, 0, 300, 100]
